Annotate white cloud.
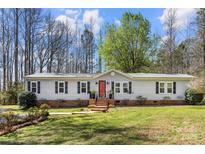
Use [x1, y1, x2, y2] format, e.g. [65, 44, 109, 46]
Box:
[65, 9, 81, 20]
[56, 9, 104, 37]
[55, 15, 78, 32]
[115, 19, 121, 26]
[83, 9, 103, 34]
[159, 8, 196, 30]
[162, 35, 168, 42]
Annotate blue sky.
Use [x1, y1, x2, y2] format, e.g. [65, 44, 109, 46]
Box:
[49, 8, 164, 34]
[46, 8, 196, 42]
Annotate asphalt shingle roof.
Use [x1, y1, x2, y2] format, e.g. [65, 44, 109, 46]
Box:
[26, 71, 194, 79]
[128, 73, 194, 78]
[26, 73, 96, 78]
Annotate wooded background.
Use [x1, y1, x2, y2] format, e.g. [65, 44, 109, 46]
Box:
[0, 8, 205, 91]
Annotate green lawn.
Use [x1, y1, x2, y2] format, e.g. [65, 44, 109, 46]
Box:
[1, 106, 205, 144]
[0, 105, 20, 109]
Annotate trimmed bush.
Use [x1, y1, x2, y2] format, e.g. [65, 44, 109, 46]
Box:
[90, 90, 96, 99]
[136, 95, 147, 105]
[19, 92, 37, 109]
[185, 88, 204, 105]
[163, 96, 171, 100]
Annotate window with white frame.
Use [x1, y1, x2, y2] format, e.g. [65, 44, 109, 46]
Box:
[167, 82, 173, 93]
[159, 82, 173, 94]
[159, 82, 165, 93]
[81, 82, 87, 93]
[123, 82, 129, 93]
[59, 82, 65, 93]
[115, 82, 120, 93]
[31, 82, 37, 93]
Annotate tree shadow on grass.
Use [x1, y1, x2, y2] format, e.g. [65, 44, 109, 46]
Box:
[0, 114, 156, 145]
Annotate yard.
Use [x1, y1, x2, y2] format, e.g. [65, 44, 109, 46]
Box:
[1, 105, 205, 144]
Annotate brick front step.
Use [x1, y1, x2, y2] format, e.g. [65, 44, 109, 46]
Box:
[88, 105, 115, 108]
[91, 106, 108, 108]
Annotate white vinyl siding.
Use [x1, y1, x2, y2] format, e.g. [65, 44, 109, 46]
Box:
[28, 71, 190, 101]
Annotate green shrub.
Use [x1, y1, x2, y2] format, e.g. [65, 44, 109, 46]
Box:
[90, 90, 96, 94]
[136, 95, 147, 105]
[27, 107, 40, 120]
[5, 87, 18, 104]
[39, 104, 49, 115]
[19, 92, 37, 109]
[185, 88, 204, 105]
[0, 86, 18, 105]
[199, 98, 205, 105]
[0, 92, 7, 104]
[163, 96, 171, 100]
[0, 111, 18, 130]
[40, 104, 49, 110]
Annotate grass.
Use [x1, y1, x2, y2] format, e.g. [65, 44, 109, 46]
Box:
[0, 105, 20, 109]
[1, 106, 205, 144]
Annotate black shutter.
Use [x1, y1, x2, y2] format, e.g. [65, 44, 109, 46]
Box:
[27, 81, 31, 91]
[65, 81, 68, 94]
[111, 81, 114, 93]
[87, 81, 90, 93]
[129, 81, 132, 94]
[37, 81, 40, 94]
[77, 82, 80, 94]
[173, 82, 176, 94]
[156, 82, 159, 94]
[55, 81, 58, 94]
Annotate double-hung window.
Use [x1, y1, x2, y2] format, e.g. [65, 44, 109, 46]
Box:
[115, 82, 120, 93]
[59, 82, 65, 93]
[159, 82, 165, 94]
[81, 82, 87, 93]
[159, 82, 173, 94]
[123, 82, 129, 93]
[31, 82, 37, 93]
[167, 82, 173, 94]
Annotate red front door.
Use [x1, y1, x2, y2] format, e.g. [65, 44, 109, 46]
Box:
[99, 80, 106, 97]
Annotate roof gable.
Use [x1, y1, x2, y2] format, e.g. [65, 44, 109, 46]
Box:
[93, 69, 133, 80]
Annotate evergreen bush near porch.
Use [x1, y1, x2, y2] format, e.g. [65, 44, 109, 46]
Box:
[19, 92, 37, 109]
[185, 88, 204, 105]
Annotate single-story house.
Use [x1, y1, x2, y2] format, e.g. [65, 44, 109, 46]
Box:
[25, 69, 194, 107]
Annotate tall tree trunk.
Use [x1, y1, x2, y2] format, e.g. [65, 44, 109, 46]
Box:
[14, 8, 19, 89]
[203, 36, 205, 69]
[24, 9, 28, 77]
[2, 9, 6, 91]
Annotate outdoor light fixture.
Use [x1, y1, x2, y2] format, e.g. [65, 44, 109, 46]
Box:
[107, 81, 109, 85]
[111, 72, 115, 76]
[95, 82, 98, 84]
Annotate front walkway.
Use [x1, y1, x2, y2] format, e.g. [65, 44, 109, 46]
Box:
[49, 111, 97, 115]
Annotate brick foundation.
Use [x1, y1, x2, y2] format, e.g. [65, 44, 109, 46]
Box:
[38, 99, 186, 108]
[38, 100, 89, 108]
[114, 100, 186, 106]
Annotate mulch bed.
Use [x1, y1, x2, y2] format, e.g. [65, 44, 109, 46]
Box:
[0, 115, 48, 136]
